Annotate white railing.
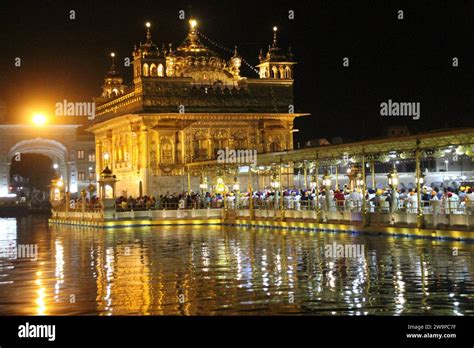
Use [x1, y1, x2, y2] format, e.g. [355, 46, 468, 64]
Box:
[114, 208, 223, 220]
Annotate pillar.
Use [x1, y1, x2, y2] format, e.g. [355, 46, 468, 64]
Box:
[67, 160, 75, 193]
[65, 191, 70, 213]
[249, 167, 254, 219]
[371, 159, 376, 189]
[279, 161, 285, 220]
[362, 152, 368, 226]
[415, 145, 424, 228]
[5, 162, 11, 195]
[187, 169, 191, 195]
[81, 189, 86, 219]
[315, 157, 320, 222]
[303, 162, 307, 189]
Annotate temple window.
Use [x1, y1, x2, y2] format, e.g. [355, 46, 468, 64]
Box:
[158, 64, 164, 77]
[161, 139, 173, 164]
[143, 63, 149, 76]
[150, 64, 157, 76]
[270, 142, 281, 152]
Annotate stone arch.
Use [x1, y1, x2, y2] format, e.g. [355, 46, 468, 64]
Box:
[7, 138, 71, 193]
[271, 66, 278, 78]
[279, 66, 284, 79]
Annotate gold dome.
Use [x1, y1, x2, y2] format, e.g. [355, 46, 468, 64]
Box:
[166, 18, 239, 82]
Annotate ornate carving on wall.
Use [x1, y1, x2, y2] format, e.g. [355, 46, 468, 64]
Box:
[212, 129, 229, 141]
[159, 136, 174, 164]
[150, 139, 157, 169]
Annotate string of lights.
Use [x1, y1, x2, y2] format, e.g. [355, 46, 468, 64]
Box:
[196, 30, 260, 75]
[196, 30, 283, 112]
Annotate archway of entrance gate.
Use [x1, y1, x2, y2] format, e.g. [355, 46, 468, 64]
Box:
[5, 138, 71, 196]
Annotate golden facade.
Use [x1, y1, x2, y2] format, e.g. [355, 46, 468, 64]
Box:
[89, 19, 307, 196]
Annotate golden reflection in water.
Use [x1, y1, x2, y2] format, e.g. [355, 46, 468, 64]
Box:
[54, 239, 64, 302]
[2, 219, 471, 316]
[35, 269, 46, 315]
[55, 225, 473, 315]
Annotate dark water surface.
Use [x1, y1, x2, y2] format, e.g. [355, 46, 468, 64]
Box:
[0, 216, 472, 315]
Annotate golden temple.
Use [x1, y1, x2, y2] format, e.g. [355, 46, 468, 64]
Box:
[89, 19, 307, 196]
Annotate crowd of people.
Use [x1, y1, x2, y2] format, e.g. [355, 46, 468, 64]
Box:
[106, 184, 474, 215]
[246, 185, 474, 214]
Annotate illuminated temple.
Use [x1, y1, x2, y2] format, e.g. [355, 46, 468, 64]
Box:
[89, 19, 306, 196]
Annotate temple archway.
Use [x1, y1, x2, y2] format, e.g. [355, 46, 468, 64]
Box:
[6, 138, 71, 194]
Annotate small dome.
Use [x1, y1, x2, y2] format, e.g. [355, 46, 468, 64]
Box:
[167, 18, 238, 82]
[101, 166, 113, 176]
[174, 21, 222, 60]
[133, 23, 163, 59]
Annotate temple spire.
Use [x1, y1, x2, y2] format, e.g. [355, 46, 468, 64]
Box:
[107, 52, 117, 75]
[272, 26, 278, 47]
[102, 52, 126, 98]
[145, 22, 152, 43]
[189, 18, 197, 33]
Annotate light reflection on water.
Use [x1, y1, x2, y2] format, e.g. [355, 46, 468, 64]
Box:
[0, 216, 473, 315]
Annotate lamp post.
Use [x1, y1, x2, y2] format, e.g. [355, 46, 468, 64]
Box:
[279, 161, 285, 219]
[314, 158, 321, 222]
[81, 188, 87, 219]
[248, 166, 254, 219]
[322, 170, 332, 214]
[199, 174, 208, 195]
[310, 174, 317, 189]
[232, 176, 240, 192]
[215, 176, 227, 212]
[356, 173, 364, 191]
[232, 176, 240, 208]
[346, 165, 359, 191]
[98, 166, 118, 219]
[387, 168, 399, 213]
[371, 158, 376, 189]
[50, 176, 63, 211]
[415, 172, 425, 186]
[270, 172, 280, 213]
[303, 161, 307, 189]
[199, 173, 208, 208]
[415, 147, 424, 228]
[361, 153, 368, 226]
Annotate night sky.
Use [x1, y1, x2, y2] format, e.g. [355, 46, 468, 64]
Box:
[1, 0, 474, 145]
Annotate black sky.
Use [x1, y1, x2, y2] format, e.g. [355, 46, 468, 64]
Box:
[1, 0, 474, 144]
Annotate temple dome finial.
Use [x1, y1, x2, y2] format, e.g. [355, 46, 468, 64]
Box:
[105, 52, 119, 78]
[145, 22, 152, 43]
[272, 26, 278, 47]
[189, 18, 197, 32]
